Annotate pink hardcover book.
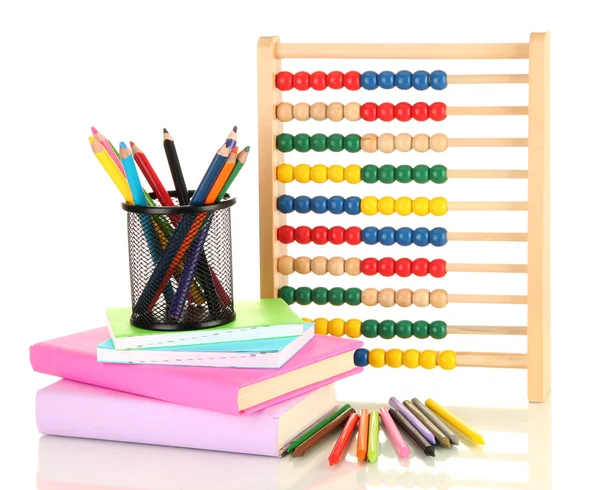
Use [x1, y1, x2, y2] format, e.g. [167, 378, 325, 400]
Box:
[30, 328, 362, 415]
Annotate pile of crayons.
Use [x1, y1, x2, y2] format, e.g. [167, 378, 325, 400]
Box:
[282, 397, 484, 463]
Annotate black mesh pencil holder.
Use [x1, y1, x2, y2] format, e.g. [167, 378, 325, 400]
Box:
[121, 192, 236, 331]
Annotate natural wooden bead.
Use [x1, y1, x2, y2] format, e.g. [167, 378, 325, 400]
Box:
[344, 102, 361, 121]
[430, 133, 449, 152]
[345, 257, 361, 276]
[378, 133, 395, 153]
[412, 134, 430, 152]
[327, 102, 344, 122]
[294, 256, 311, 275]
[395, 133, 412, 152]
[327, 257, 345, 276]
[310, 102, 327, 121]
[310, 256, 327, 275]
[278, 256, 294, 275]
[430, 289, 449, 308]
[361, 288, 379, 306]
[276, 103, 293, 122]
[378, 288, 395, 307]
[361, 133, 378, 153]
[395, 288, 413, 307]
[413, 288, 430, 307]
[293, 103, 310, 121]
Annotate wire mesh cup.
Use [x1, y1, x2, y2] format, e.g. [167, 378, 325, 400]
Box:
[121, 192, 236, 331]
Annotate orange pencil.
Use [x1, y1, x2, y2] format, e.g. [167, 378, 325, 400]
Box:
[357, 409, 369, 462]
[205, 151, 237, 204]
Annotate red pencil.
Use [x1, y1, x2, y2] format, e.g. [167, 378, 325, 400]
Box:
[131, 142, 174, 207]
[328, 412, 359, 466]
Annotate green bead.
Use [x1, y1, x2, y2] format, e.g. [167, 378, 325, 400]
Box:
[395, 165, 412, 183]
[430, 165, 448, 184]
[344, 287, 362, 306]
[429, 320, 447, 339]
[395, 320, 412, 338]
[278, 286, 295, 305]
[311, 287, 328, 305]
[328, 287, 345, 306]
[362, 319, 379, 338]
[344, 134, 361, 153]
[310, 133, 327, 152]
[361, 165, 378, 184]
[378, 320, 396, 339]
[293, 133, 310, 153]
[379, 164, 395, 184]
[276, 133, 294, 153]
[412, 320, 429, 339]
[413, 165, 430, 184]
[295, 287, 312, 306]
[327, 133, 344, 152]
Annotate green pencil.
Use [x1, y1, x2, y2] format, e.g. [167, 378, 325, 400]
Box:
[286, 403, 351, 454]
[367, 410, 380, 462]
[216, 146, 249, 201]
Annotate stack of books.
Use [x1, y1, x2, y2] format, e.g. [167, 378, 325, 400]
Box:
[30, 299, 363, 457]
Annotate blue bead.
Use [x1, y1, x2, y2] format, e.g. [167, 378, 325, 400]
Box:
[310, 196, 328, 214]
[430, 227, 448, 247]
[378, 71, 395, 89]
[413, 227, 430, 247]
[378, 226, 396, 246]
[277, 195, 294, 214]
[327, 195, 345, 215]
[362, 226, 379, 245]
[354, 348, 369, 367]
[396, 227, 413, 246]
[361, 71, 378, 90]
[430, 70, 447, 90]
[344, 196, 361, 215]
[412, 70, 430, 90]
[395, 70, 412, 90]
[293, 195, 310, 214]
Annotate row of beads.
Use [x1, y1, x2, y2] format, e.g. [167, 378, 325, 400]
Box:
[278, 256, 447, 278]
[278, 286, 449, 308]
[277, 225, 448, 247]
[276, 102, 447, 122]
[275, 70, 448, 91]
[304, 318, 447, 339]
[354, 348, 457, 370]
[277, 164, 448, 184]
[277, 195, 448, 217]
[276, 133, 449, 153]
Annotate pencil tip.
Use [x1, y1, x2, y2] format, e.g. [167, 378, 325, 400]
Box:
[91, 126, 98, 134]
[130, 141, 135, 148]
[119, 142, 127, 149]
[425, 447, 436, 457]
[243, 146, 250, 152]
[233, 125, 237, 132]
[225, 138, 233, 149]
[163, 128, 168, 134]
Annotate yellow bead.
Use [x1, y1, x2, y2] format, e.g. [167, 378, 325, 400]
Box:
[314, 318, 329, 336]
[395, 197, 412, 216]
[404, 349, 420, 369]
[430, 197, 448, 216]
[310, 164, 328, 184]
[361, 196, 379, 216]
[344, 319, 362, 338]
[413, 197, 430, 216]
[328, 165, 344, 183]
[328, 318, 345, 337]
[277, 164, 294, 183]
[294, 164, 311, 184]
[386, 349, 403, 368]
[420, 350, 438, 369]
[438, 350, 457, 370]
[378, 196, 395, 215]
[369, 348, 386, 368]
[345, 164, 361, 184]
[302, 317, 312, 323]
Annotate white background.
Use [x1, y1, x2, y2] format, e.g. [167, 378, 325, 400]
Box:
[1, 0, 598, 488]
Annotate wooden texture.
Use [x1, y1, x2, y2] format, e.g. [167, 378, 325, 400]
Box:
[447, 74, 528, 84]
[446, 106, 528, 116]
[448, 201, 528, 211]
[447, 170, 527, 179]
[449, 138, 528, 147]
[446, 263, 527, 273]
[527, 32, 551, 402]
[448, 232, 527, 242]
[448, 294, 527, 305]
[456, 352, 528, 369]
[447, 325, 527, 336]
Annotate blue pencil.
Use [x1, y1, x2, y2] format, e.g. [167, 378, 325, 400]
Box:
[119, 142, 145, 205]
[190, 139, 235, 205]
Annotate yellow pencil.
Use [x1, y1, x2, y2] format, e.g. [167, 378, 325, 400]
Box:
[425, 399, 485, 445]
[89, 136, 133, 204]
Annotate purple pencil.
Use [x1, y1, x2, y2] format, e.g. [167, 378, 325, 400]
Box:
[389, 397, 436, 446]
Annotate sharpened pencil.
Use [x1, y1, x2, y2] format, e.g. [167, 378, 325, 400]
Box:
[163, 128, 188, 205]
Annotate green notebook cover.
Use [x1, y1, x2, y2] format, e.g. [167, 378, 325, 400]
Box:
[107, 299, 306, 350]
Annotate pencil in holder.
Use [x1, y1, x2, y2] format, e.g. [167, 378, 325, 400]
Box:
[122, 192, 236, 331]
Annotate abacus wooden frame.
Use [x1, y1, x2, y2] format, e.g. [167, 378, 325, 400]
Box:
[257, 34, 550, 403]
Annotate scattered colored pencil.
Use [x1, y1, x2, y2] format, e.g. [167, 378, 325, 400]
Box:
[390, 397, 436, 446]
[356, 408, 369, 462]
[412, 398, 459, 445]
[403, 400, 451, 448]
[425, 398, 485, 445]
[287, 403, 351, 454]
[328, 412, 359, 466]
[88, 137, 133, 204]
[367, 409, 379, 462]
[379, 407, 410, 459]
[163, 128, 188, 205]
[281, 405, 341, 455]
[389, 407, 435, 457]
[91, 126, 125, 175]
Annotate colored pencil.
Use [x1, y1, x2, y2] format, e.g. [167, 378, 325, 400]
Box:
[328, 412, 359, 466]
[389, 408, 435, 457]
[163, 128, 188, 205]
[412, 398, 459, 445]
[403, 400, 451, 448]
[205, 151, 237, 204]
[367, 409, 379, 462]
[88, 137, 133, 204]
[292, 407, 355, 458]
[119, 143, 145, 206]
[216, 146, 249, 201]
[190, 139, 234, 205]
[287, 403, 351, 454]
[91, 126, 125, 175]
[425, 399, 485, 445]
[281, 405, 341, 455]
[378, 407, 410, 459]
[131, 142, 175, 207]
[390, 397, 436, 446]
[356, 408, 369, 462]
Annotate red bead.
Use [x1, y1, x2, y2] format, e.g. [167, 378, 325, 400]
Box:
[293, 71, 310, 91]
[429, 259, 447, 278]
[412, 258, 429, 276]
[327, 71, 344, 89]
[378, 257, 396, 277]
[377, 103, 395, 122]
[328, 226, 345, 245]
[361, 258, 378, 276]
[310, 71, 327, 91]
[311, 226, 329, 245]
[345, 226, 362, 245]
[395, 258, 412, 277]
[276, 72, 293, 91]
[394, 102, 412, 122]
[344, 71, 361, 91]
[430, 102, 447, 121]
[277, 225, 295, 244]
[412, 102, 429, 122]
[361, 102, 378, 122]
[295, 226, 311, 244]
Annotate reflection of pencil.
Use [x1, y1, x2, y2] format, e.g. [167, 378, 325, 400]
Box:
[425, 398, 485, 445]
[88, 137, 132, 203]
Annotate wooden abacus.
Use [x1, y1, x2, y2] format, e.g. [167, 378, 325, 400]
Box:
[257, 34, 550, 402]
